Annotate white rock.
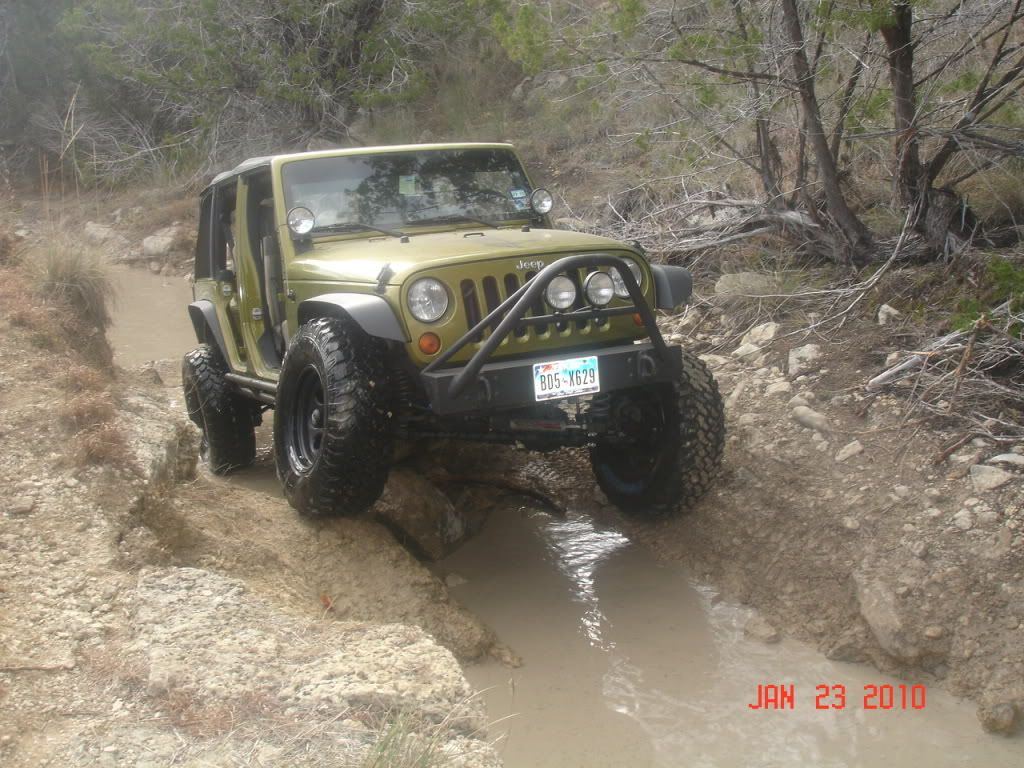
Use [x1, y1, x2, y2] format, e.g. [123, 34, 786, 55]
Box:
[970, 465, 1013, 493]
[699, 354, 730, 369]
[737, 413, 759, 427]
[791, 405, 830, 434]
[788, 344, 821, 376]
[835, 440, 864, 462]
[987, 453, 1024, 467]
[741, 322, 780, 347]
[842, 516, 860, 531]
[884, 351, 902, 366]
[743, 614, 780, 644]
[143, 234, 176, 259]
[953, 509, 975, 530]
[765, 381, 792, 396]
[788, 395, 809, 408]
[877, 304, 902, 325]
[84, 221, 115, 244]
[732, 342, 762, 359]
[715, 272, 774, 296]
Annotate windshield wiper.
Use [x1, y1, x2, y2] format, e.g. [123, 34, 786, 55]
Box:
[312, 222, 408, 240]
[406, 214, 500, 229]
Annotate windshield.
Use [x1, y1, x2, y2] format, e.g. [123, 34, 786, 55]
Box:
[281, 148, 535, 232]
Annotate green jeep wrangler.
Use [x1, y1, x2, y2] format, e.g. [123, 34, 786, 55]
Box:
[182, 143, 724, 518]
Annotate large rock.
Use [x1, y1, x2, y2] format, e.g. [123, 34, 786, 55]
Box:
[740, 321, 780, 347]
[84, 221, 115, 244]
[714, 271, 775, 297]
[791, 405, 830, 434]
[142, 225, 184, 259]
[374, 466, 469, 561]
[115, 567, 501, 767]
[970, 464, 1013, 492]
[788, 344, 821, 376]
[853, 571, 919, 661]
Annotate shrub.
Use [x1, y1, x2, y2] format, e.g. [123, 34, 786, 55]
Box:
[32, 240, 115, 334]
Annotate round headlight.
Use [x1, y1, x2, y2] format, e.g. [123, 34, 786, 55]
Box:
[545, 275, 577, 310]
[584, 271, 615, 307]
[610, 257, 644, 298]
[287, 206, 315, 235]
[529, 188, 554, 215]
[407, 278, 449, 323]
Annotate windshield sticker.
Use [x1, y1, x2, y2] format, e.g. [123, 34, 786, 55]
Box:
[512, 198, 528, 211]
[510, 188, 527, 199]
[399, 175, 419, 196]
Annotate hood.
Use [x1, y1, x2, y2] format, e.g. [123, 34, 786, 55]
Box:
[288, 227, 638, 285]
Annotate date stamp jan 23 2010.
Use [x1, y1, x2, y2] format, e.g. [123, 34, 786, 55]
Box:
[748, 684, 927, 710]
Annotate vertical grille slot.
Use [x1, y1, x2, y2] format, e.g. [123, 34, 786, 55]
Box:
[525, 270, 547, 335]
[461, 279, 482, 342]
[503, 274, 528, 338]
[482, 276, 502, 335]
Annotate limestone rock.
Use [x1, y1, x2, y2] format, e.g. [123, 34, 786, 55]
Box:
[791, 405, 830, 434]
[952, 509, 974, 531]
[977, 702, 1019, 735]
[744, 614, 781, 644]
[853, 571, 919, 661]
[835, 440, 864, 462]
[788, 344, 821, 376]
[142, 225, 184, 259]
[84, 221, 115, 244]
[714, 272, 774, 297]
[765, 381, 792, 396]
[740, 322, 780, 347]
[732, 342, 762, 359]
[970, 465, 1013, 493]
[374, 466, 466, 561]
[987, 453, 1024, 467]
[877, 303, 902, 325]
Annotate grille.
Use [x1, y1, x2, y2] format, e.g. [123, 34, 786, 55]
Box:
[459, 267, 610, 344]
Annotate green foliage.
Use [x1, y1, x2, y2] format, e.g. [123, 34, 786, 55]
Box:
[491, 3, 551, 75]
[952, 257, 1024, 333]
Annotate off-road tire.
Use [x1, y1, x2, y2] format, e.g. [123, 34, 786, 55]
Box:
[274, 317, 393, 517]
[591, 350, 724, 518]
[182, 345, 257, 474]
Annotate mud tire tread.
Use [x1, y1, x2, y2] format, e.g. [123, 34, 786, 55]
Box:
[182, 345, 257, 474]
[274, 317, 393, 518]
[591, 349, 725, 518]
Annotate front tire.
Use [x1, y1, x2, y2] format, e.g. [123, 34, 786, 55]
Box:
[274, 317, 393, 517]
[591, 350, 725, 518]
[182, 345, 257, 474]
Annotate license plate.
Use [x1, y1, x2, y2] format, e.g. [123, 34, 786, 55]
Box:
[533, 356, 600, 401]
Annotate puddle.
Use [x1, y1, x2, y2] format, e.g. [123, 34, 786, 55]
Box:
[107, 266, 195, 366]
[443, 508, 1024, 767]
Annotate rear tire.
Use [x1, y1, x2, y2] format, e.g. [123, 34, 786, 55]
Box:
[590, 349, 724, 518]
[182, 345, 257, 474]
[274, 317, 393, 517]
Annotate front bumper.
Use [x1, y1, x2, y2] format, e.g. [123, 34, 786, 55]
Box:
[421, 342, 682, 415]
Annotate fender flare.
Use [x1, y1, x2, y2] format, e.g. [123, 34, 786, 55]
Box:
[188, 300, 230, 360]
[650, 264, 693, 310]
[297, 293, 409, 342]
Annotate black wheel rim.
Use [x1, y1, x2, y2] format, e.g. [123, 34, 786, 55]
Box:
[607, 388, 671, 485]
[288, 365, 325, 473]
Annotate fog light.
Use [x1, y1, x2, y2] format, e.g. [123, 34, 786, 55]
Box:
[545, 275, 577, 310]
[584, 271, 615, 307]
[418, 332, 441, 355]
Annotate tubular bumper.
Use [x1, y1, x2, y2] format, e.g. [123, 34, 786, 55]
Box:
[420, 254, 681, 414]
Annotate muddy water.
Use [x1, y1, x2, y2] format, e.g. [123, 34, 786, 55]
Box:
[107, 266, 195, 366]
[443, 508, 1023, 767]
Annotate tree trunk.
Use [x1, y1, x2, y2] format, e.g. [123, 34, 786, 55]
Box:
[879, 3, 924, 211]
[779, 0, 873, 265]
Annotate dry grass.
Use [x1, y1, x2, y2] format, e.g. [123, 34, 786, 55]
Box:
[30, 238, 115, 333]
[73, 422, 132, 467]
[60, 391, 117, 431]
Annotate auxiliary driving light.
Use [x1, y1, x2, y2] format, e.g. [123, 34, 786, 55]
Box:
[545, 275, 577, 310]
[584, 271, 615, 307]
